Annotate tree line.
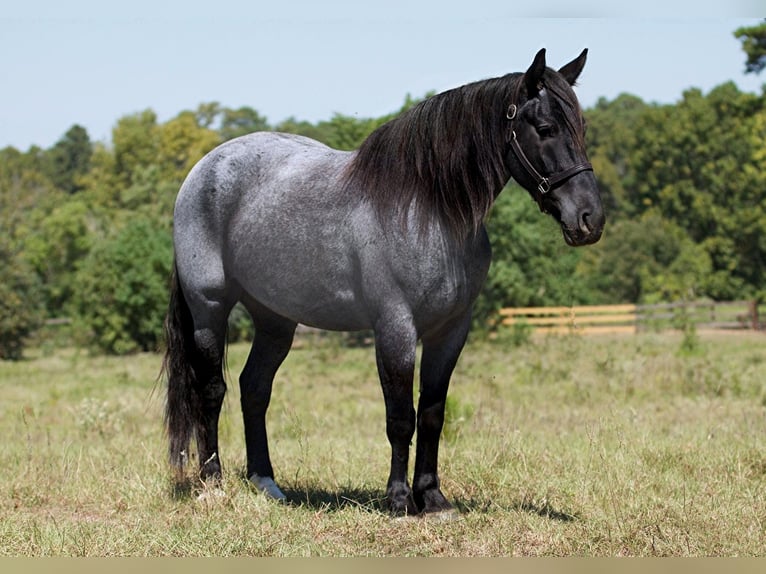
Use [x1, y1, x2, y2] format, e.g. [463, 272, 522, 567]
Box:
[2, 23, 765, 359]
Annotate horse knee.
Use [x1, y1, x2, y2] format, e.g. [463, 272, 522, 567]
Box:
[386, 412, 415, 445]
[418, 402, 446, 439]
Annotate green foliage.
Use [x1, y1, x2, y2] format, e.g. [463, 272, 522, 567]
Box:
[474, 188, 590, 329]
[157, 111, 221, 184]
[677, 314, 702, 357]
[44, 124, 92, 194]
[219, 106, 270, 141]
[71, 218, 173, 354]
[0, 238, 43, 360]
[3, 26, 766, 355]
[441, 394, 475, 443]
[112, 110, 160, 189]
[585, 93, 649, 218]
[227, 303, 255, 344]
[490, 320, 533, 348]
[583, 79, 766, 303]
[577, 212, 712, 304]
[22, 199, 95, 315]
[735, 20, 766, 74]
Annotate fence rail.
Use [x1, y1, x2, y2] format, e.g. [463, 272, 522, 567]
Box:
[499, 300, 764, 335]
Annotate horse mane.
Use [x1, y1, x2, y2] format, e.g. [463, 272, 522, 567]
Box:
[343, 73, 520, 238]
[343, 68, 585, 238]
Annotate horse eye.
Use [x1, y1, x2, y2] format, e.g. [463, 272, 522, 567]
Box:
[536, 124, 555, 138]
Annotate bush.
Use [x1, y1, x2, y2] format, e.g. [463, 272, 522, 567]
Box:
[72, 218, 172, 354]
[0, 242, 43, 360]
[474, 187, 591, 331]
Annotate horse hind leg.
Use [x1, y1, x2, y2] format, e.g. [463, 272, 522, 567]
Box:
[164, 264, 233, 485]
[239, 299, 296, 501]
[191, 313, 229, 481]
[182, 282, 233, 482]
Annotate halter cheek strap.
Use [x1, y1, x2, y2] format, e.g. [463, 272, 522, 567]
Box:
[506, 103, 593, 211]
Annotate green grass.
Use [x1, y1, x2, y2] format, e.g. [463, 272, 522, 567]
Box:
[1, 331, 765, 556]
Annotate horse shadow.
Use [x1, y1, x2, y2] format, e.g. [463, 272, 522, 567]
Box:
[271, 481, 578, 522]
[173, 471, 578, 522]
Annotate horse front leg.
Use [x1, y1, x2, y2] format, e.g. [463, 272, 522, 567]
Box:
[413, 314, 471, 515]
[374, 313, 418, 515]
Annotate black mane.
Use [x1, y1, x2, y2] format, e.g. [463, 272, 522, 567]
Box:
[343, 68, 585, 238]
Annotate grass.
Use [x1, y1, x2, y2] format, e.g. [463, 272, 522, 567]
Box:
[1, 331, 765, 556]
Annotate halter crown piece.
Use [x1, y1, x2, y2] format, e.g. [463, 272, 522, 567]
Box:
[505, 98, 593, 212]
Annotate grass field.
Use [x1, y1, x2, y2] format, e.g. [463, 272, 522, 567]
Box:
[1, 330, 765, 556]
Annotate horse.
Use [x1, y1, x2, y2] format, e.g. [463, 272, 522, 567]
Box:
[162, 48, 604, 516]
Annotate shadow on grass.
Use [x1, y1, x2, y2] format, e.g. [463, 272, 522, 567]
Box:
[511, 498, 579, 522]
[267, 481, 578, 523]
[170, 477, 195, 501]
[172, 472, 578, 523]
[280, 485, 388, 513]
[281, 488, 578, 523]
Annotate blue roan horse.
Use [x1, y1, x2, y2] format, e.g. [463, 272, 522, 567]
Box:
[162, 49, 604, 515]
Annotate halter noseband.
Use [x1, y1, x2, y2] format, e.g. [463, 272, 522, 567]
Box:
[506, 102, 593, 212]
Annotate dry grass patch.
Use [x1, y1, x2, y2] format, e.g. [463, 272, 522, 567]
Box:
[1, 331, 765, 555]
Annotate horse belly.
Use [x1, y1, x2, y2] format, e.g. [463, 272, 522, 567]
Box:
[237, 270, 371, 332]
[229, 223, 371, 332]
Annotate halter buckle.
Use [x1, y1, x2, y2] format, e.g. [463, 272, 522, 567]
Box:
[537, 178, 551, 195]
[506, 104, 517, 120]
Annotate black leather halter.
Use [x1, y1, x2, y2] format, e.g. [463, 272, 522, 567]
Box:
[506, 102, 593, 212]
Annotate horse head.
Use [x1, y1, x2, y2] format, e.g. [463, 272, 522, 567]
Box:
[506, 48, 605, 246]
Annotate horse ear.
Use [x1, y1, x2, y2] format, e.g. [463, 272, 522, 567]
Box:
[558, 48, 588, 86]
[524, 48, 547, 98]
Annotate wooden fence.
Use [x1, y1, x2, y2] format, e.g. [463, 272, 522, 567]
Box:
[499, 300, 764, 335]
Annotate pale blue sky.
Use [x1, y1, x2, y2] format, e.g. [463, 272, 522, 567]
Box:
[1, 1, 763, 149]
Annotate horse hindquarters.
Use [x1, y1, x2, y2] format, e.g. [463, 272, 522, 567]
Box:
[162, 265, 227, 483]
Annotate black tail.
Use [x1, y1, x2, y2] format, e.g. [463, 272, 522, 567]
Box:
[161, 264, 200, 474]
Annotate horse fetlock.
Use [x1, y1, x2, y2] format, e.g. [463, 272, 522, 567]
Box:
[199, 451, 222, 481]
[415, 486, 453, 515]
[386, 481, 417, 516]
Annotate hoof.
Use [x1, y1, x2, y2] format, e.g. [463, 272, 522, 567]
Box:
[249, 474, 287, 502]
[386, 483, 418, 517]
[415, 487, 454, 515]
[388, 500, 419, 518]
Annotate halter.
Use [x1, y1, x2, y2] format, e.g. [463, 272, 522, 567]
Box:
[505, 101, 593, 212]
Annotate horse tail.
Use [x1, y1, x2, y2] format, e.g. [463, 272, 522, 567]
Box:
[161, 263, 199, 476]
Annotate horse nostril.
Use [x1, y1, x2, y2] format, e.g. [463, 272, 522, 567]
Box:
[580, 211, 592, 234]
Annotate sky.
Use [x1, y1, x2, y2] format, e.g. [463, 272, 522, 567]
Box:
[1, 1, 764, 150]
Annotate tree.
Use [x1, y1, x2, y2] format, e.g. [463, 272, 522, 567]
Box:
[0, 237, 43, 360]
[157, 111, 220, 185]
[45, 124, 92, 194]
[626, 83, 764, 299]
[219, 106, 270, 140]
[584, 94, 650, 218]
[71, 218, 173, 354]
[112, 109, 160, 189]
[576, 212, 712, 304]
[735, 20, 766, 74]
[473, 186, 591, 328]
[22, 199, 94, 315]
